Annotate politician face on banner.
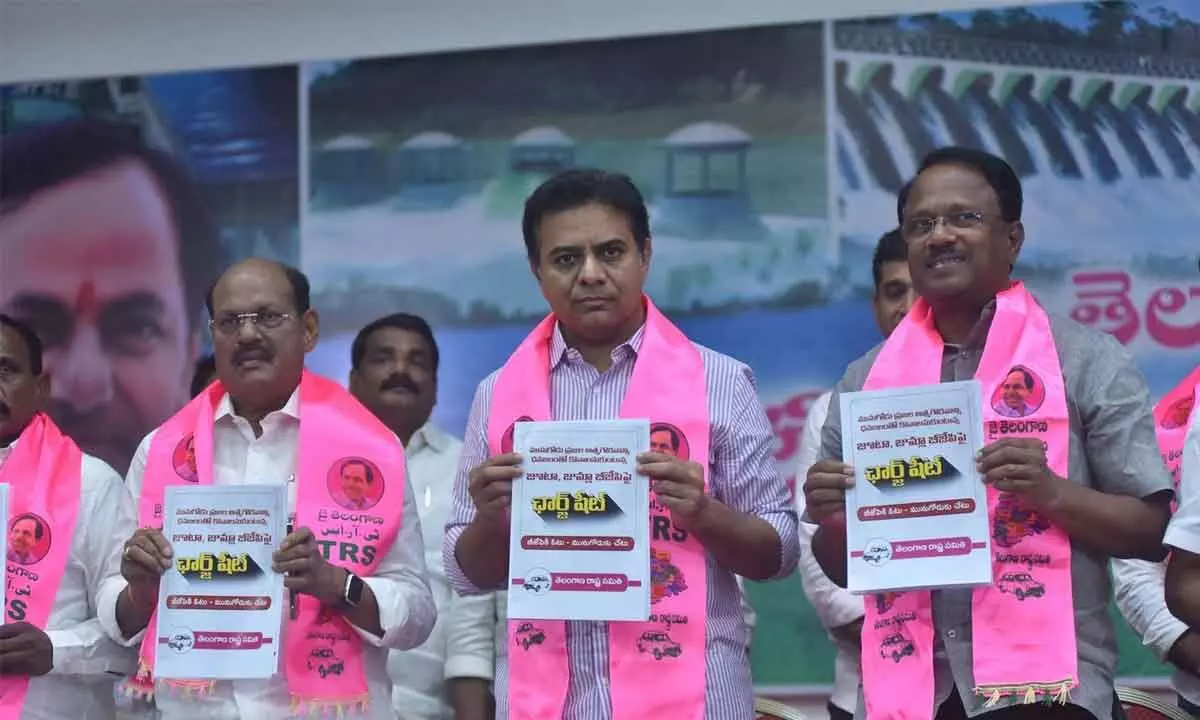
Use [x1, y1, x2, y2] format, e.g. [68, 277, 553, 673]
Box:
[0, 120, 223, 474]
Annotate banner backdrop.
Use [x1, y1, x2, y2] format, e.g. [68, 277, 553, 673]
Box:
[2, 0, 1197, 692]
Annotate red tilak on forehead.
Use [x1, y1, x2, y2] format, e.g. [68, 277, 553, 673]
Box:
[73, 281, 101, 323]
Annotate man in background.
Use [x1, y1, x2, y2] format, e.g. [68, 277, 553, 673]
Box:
[0, 120, 224, 475]
[350, 312, 498, 720]
[1116, 363, 1200, 715]
[794, 227, 913, 720]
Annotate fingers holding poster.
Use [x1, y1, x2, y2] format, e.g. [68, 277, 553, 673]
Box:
[155, 484, 287, 680]
[841, 381, 992, 594]
[507, 419, 652, 622]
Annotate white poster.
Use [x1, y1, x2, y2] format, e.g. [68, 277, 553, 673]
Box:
[155, 484, 287, 680]
[841, 381, 992, 594]
[508, 420, 651, 622]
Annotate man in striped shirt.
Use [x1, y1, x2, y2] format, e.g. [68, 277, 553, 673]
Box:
[443, 168, 799, 719]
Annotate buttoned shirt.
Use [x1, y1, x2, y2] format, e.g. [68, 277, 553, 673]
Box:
[96, 388, 437, 719]
[795, 390, 863, 714]
[0, 441, 136, 720]
[443, 323, 799, 719]
[390, 423, 498, 719]
[816, 304, 1172, 720]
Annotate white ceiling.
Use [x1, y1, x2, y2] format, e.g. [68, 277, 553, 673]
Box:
[0, 0, 1070, 83]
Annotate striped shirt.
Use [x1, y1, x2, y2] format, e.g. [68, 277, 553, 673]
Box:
[443, 322, 799, 719]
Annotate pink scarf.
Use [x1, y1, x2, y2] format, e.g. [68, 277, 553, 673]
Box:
[124, 371, 406, 714]
[0, 414, 82, 720]
[492, 298, 709, 719]
[1153, 365, 1200, 492]
[859, 283, 1077, 719]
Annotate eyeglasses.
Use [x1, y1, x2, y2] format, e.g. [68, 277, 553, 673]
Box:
[209, 310, 293, 337]
[901, 211, 991, 241]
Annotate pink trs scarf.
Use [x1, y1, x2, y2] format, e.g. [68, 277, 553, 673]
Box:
[1154, 364, 1200, 493]
[490, 298, 709, 719]
[124, 371, 405, 715]
[0, 414, 82, 720]
[859, 283, 1077, 719]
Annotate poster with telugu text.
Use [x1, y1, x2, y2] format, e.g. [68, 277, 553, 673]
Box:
[841, 381, 992, 594]
[508, 420, 651, 622]
[155, 484, 287, 679]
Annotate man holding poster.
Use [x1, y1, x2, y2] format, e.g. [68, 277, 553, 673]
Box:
[444, 169, 799, 720]
[803, 147, 1172, 720]
[0, 313, 136, 719]
[97, 259, 436, 719]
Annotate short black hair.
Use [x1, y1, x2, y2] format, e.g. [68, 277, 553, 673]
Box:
[0, 313, 44, 376]
[901, 146, 1022, 224]
[0, 120, 224, 329]
[204, 260, 311, 317]
[340, 458, 374, 484]
[871, 228, 907, 290]
[1008, 366, 1035, 389]
[190, 354, 217, 398]
[651, 424, 680, 451]
[521, 169, 650, 263]
[350, 313, 439, 374]
[12, 513, 44, 540]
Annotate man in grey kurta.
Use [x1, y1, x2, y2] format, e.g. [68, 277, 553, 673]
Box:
[803, 147, 1172, 720]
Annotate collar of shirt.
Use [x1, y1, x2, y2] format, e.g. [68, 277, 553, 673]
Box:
[942, 299, 997, 354]
[213, 386, 302, 427]
[549, 321, 646, 369]
[406, 421, 453, 457]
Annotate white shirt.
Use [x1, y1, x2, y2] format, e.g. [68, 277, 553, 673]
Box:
[389, 423, 498, 720]
[96, 389, 437, 720]
[0, 440, 137, 720]
[1153, 397, 1200, 703]
[794, 391, 863, 713]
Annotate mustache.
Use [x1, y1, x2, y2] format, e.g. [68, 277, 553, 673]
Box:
[380, 374, 418, 393]
[0, 400, 9, 420]
[233, 343, 272, 364]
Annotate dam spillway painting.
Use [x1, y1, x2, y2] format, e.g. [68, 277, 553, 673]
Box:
[832, 5, 1200, 364]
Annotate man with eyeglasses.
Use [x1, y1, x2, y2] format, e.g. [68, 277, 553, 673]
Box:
[803, 146, 1171, 720]
[97, 258, 437, 719]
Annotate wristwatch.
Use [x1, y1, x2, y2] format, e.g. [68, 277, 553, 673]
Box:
[341, 571, 365, 608]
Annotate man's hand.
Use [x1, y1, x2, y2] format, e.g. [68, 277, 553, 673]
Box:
[273, 527, 345, 607]
[638, 451, 708, 531]
[121, 527, 174, 608]
[1169, 631, 1200, 677]
[0, 622, 53, 676]
[976, 438, 1065, 510]
[804, 460, 855, 526]
[469, 453, 522, 529]
[830, 618, 864, 648]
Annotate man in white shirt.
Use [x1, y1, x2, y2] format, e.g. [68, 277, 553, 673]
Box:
[1159, 371, 1200, 716]
[97, 259, 437, 719]
[0, 313, 136, 720]
[350, 312, 498, 720]
[793, 228, 913, 720]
